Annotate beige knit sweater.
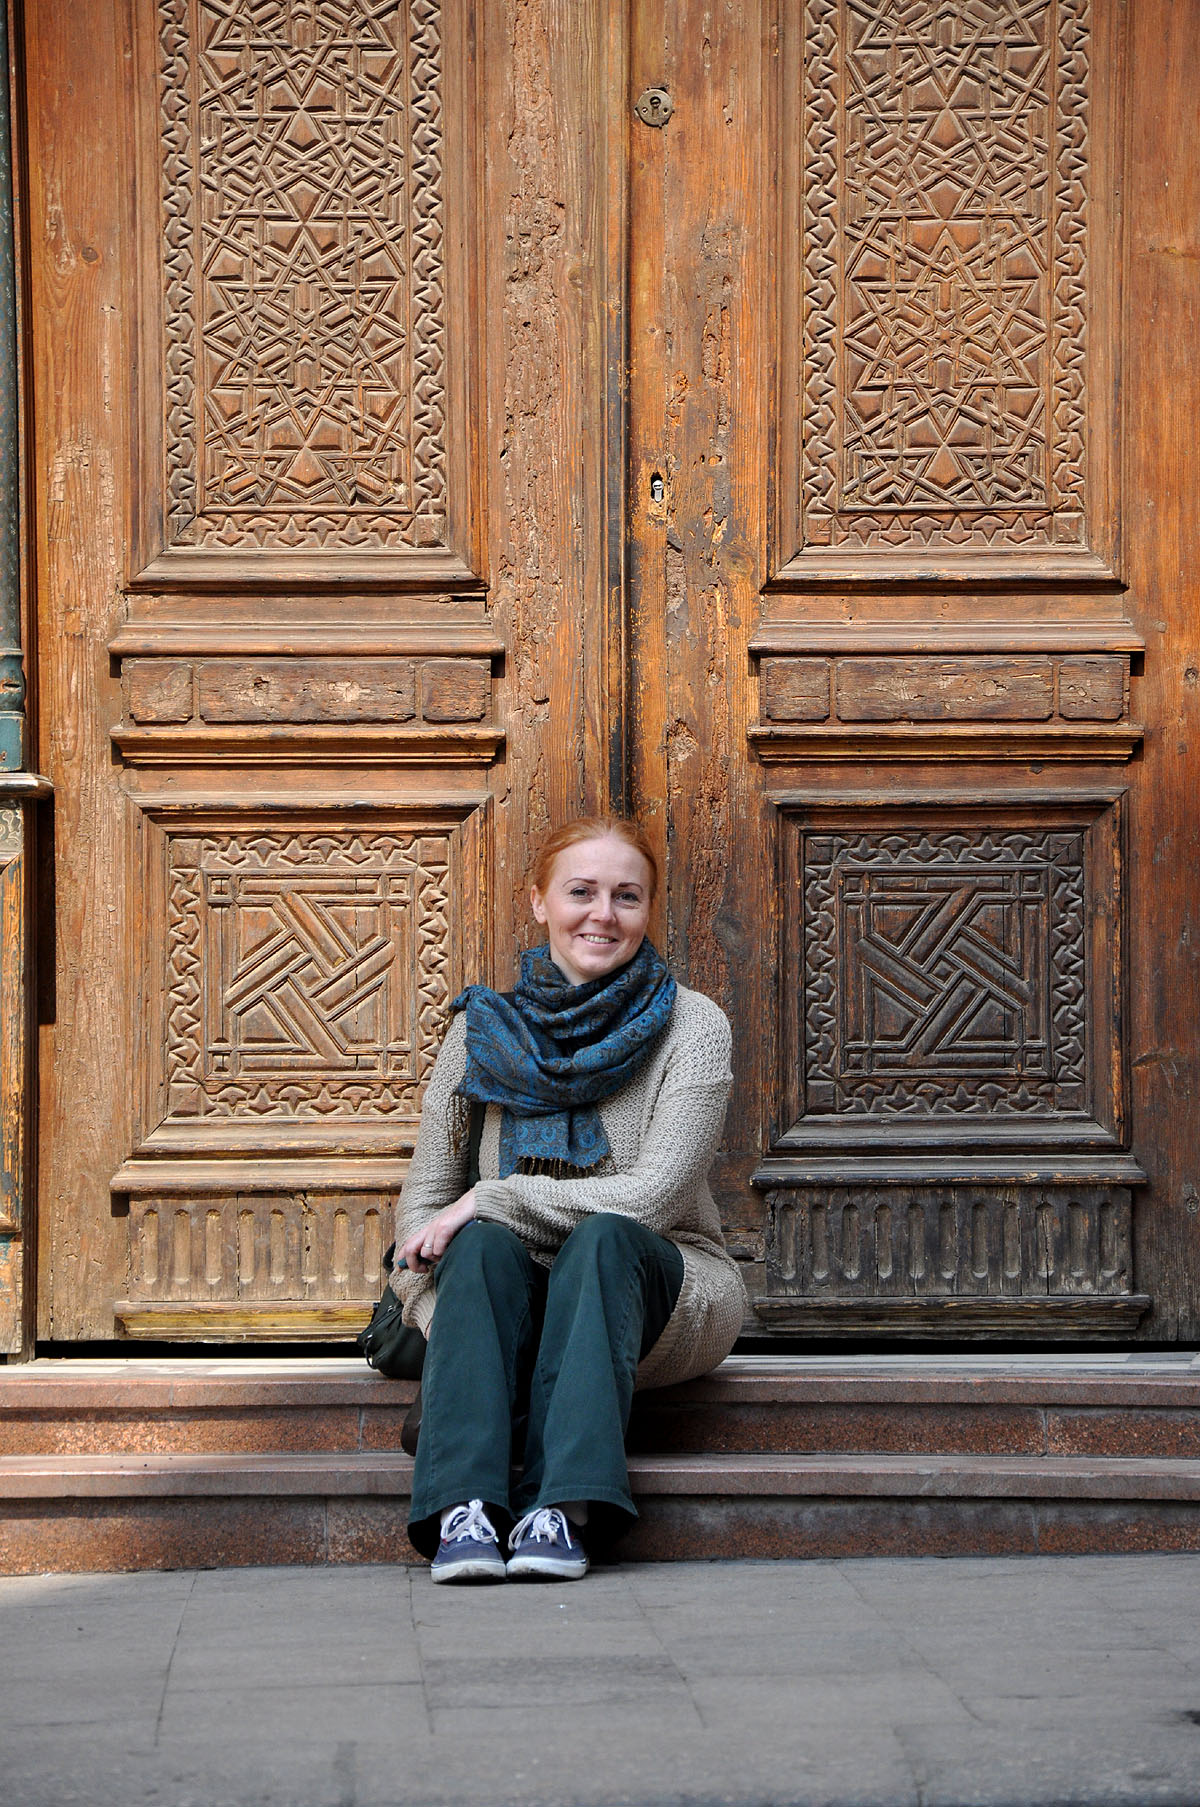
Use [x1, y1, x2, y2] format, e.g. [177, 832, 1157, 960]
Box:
[392, 984, 746, 1387]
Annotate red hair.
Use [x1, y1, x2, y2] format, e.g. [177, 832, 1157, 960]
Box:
[529, 817, 659, 900]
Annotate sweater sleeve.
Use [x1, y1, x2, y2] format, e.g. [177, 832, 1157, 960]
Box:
[392, 1011, 470, 1258]
[470, 1006, 732, 1254]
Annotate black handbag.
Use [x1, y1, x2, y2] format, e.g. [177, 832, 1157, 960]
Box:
[356, 1246, 427, 1381]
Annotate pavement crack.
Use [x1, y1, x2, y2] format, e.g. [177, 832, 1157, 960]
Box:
[892, 1723, 930, 1807]
[1090, 1579, 1200, 1677]
[837, 1561, 987, 1728]
[625, 1570, 708, 1728]
[407, 1566, 435, 1736]
[153, 1570, 198, 1750]
[332, 1739, 358, 1807]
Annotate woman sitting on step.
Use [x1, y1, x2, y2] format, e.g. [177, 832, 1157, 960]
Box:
[393, 815, 746, 1582]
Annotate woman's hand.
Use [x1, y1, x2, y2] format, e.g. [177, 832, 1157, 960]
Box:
[400, 1189, 477, 1274]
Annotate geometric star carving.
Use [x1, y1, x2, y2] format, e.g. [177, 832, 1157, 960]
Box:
[160, 0, 449, 547]
[834, 0, 1058, 514]
[198, 3, 412, 514]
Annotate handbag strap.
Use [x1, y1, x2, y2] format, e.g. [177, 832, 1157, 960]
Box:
[465, 1099, 484, 1189]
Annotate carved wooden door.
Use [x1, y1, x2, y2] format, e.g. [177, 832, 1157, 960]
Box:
[28, 0, 618, 1339]
[628, 0, 1199, 1342]
[25, 0, 1200, 1344]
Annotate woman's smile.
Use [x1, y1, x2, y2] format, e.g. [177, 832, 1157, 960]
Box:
[530, 835, 653, 986]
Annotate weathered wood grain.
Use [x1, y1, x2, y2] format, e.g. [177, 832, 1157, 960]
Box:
[1122, 0, 1200, 1337]
[762, 658, 831, 723]
[835, 657, 1055, 723]
[28, 0, 131, 1339]
[419, 659, 490, 722]
[627, 0, 768, 1250]
[125, 660, 193, 724]
[1058, 656, 1127, 721]
[196, 660, 417, 724]
[483, 0, 613, 971]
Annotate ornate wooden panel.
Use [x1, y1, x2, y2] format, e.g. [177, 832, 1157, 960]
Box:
[766, 1185, 1135, 1298]
[754, 1177, 1148, 1335]
[124, 802, 485, 1162]
[127, 1192, 390, 1301]
[751, 651, 1139, 760]
[117, 1192, 394, 1336]
[103, 800, 487, 1332]
[773, 0, 1119, 582]
[727, 0, 1152, 1339]
[112, 649, 502, 766]
[133, 0, 481, 586]
[28, 0, 622, 1341]
[776, 800, 1125, 1150]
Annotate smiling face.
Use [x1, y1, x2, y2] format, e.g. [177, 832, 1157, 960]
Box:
[530, 835, 653, 986]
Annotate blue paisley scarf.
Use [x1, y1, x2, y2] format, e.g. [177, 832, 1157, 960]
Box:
[451, 939, 677, 1177]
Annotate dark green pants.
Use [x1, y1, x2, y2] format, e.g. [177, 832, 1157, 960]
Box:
[407, 1213, 684, 1558]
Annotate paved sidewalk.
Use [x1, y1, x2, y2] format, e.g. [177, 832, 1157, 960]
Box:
[2, 1556, 1199, 1807]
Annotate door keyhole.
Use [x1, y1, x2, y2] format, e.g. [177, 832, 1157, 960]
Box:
[649, 472, 664, 503]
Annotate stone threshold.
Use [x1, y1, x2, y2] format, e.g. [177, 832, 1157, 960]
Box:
[5, 1352, 1200, 1408]
[2, 1448, 1200, 1502]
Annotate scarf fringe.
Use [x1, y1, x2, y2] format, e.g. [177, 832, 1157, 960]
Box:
[516, 1153, 614, 1182]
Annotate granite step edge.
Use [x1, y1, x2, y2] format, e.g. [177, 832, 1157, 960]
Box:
[5, 1355, 1200, 1412]
[3, 1450, 1200, 1502]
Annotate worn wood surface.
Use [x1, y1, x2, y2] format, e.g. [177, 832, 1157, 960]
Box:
[483, 0, 617, 967]
[628, 0, 766, 1255]
[1121, 0, 1200, 1337]
[27, 0, 131, 1339]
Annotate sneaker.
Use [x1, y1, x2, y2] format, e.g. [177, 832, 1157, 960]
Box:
[506, 1506, 589, 1580]
[430, 1499, 507, 1584]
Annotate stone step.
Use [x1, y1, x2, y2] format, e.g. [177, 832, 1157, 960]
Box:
[2, 1447, 1200, 1572]
[5, 1355, 1200, 1459]
[4, 1448, 1200, 1501]
[630, 1358, 1200, 1459]
[5, 1355, 1200, 1572]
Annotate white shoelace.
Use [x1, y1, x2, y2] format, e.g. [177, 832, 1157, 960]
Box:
[441, 1498, 497, 1545]
[509, 1506, 573, 1551]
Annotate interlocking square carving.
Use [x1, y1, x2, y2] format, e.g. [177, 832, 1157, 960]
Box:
[800, 0, 1091, 553]
[802, 827, 1087, 1118]
[157, 0, 448, 551]
[164, 828, 452, 1123]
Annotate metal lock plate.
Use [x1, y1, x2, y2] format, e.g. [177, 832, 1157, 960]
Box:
[635, 88, 674, 128]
